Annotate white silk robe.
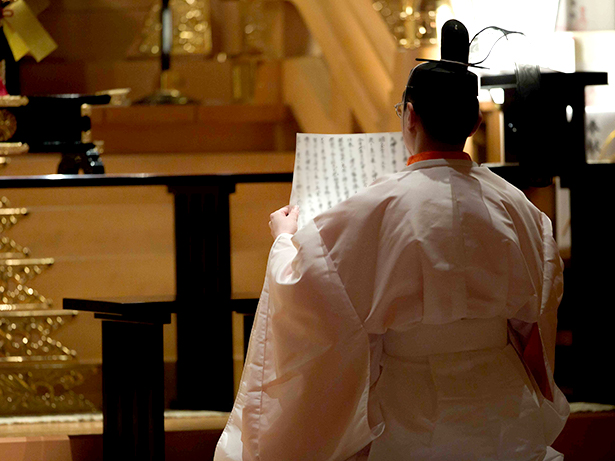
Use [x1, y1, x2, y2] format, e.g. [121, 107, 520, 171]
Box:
[215, 158, 570, 461]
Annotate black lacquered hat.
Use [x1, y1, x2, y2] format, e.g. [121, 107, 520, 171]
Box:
[405, 20, 479, 103]
[404, 20, 525, 104]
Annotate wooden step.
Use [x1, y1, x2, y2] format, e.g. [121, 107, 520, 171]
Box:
[0, 411, 228, 461]
[2, 150, 293, 404]
[0, 408, 613, 461]
[552, 408, 615, 461]
[90, 104, 299, 154]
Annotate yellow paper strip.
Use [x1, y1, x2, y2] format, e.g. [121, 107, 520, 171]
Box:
[3, 0, 57, 62]
[24, 0, 50, 16]
[2, 22, 30, 62]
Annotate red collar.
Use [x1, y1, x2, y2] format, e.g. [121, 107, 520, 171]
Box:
[407, 151, 472, 166]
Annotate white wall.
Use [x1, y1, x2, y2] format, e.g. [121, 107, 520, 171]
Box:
[558, 0, 615, 31]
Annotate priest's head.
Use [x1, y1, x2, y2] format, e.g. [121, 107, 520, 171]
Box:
[397, 20, 482, 155]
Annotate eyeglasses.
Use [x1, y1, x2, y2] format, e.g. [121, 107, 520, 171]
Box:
[396, 87, 411, 118]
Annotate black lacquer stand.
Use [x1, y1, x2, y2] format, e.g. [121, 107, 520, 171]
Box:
[0, 172, 292, 413]
[484, 71, 614, 403]
[64, 297, 175, 461]
[170, 184, 235, 410]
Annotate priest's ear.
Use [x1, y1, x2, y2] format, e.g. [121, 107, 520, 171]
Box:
[469, 109, 483, 138]
[404, 102, 419, 131]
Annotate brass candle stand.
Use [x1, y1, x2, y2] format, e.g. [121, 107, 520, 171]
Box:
[134, 0, 209, 105]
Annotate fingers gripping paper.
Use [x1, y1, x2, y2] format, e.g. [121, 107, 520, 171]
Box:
[290, 132, 409, 229]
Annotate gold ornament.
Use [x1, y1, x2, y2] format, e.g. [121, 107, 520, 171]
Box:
[374, 0, 449, 48]
[0, 110, 17, 142]
[0, 363, 97, 415]
[138, 0, 212, 56]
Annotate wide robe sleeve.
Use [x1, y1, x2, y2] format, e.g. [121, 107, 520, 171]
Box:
[509, 213, 569, 445]
[214, 220, 384, 461]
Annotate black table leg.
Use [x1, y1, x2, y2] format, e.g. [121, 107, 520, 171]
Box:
[170, 185, 235, 411]
[102, 320, 165, 461]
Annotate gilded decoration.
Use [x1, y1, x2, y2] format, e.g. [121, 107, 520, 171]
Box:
[0, 236, 30, 258]
[0, 96, 29, 108]
[230, 0, 270, 102]
[0, 310, 77, 362]
[0, 258, 54, 310]
[0, 207, 28, 233]
[0, 258, 54, 286]
[138, 0, 212, 56]
[373, 0, 450, 48]
[0, 364, 97, 415]
[0, 192, 96, 415]
[0, 284, 52, 311]
[0, 109, 17, 142]
[0, 96, 30, 154]
[0, 142, 29, 156]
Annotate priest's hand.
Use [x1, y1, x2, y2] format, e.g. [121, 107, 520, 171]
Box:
[269, 205, 299, 238]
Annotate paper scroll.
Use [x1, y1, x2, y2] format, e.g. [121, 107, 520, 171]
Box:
[290, 132, 409, 229]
